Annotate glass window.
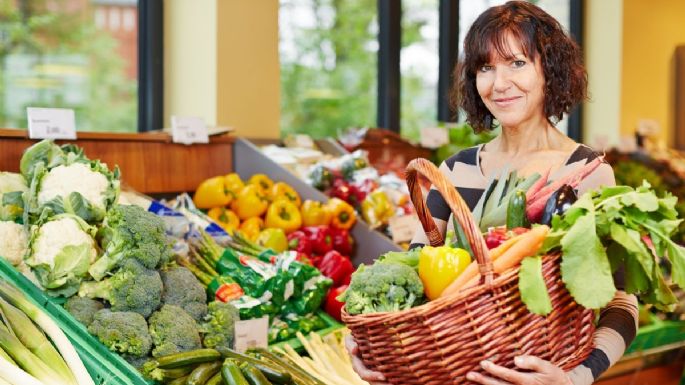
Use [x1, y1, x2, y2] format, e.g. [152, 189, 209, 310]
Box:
[458, 0, 571, 133]
[0, 0, 138, 132]
[279, 0, 378, 139]
[400, 0, 439, 142]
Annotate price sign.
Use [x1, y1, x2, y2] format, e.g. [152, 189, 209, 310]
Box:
[389, 215, 420, 243]
[420, 127, 449, 149]
[27, 107, 76, 140]
[171, 116, 209, 145]
[233, 317, 269, 353]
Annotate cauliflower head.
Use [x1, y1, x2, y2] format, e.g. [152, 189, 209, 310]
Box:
[38, 163, 109, 210]
[0, 221, 28, 266]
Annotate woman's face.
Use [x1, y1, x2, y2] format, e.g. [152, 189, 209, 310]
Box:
[475, 33, 546, 129]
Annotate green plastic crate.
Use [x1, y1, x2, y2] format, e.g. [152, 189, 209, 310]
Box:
[269, 311, 345, 353]
[0, 257, 153, 385]
[625, 319, 685, 355]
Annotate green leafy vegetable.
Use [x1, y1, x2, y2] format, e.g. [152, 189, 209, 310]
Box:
[518, 256, 552, 315]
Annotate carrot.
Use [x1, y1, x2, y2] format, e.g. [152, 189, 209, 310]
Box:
[525, 167, 551, 202]
[459, 225, 549, 290]
[527, 157, 603, 222]
[440, 232, 524, 297]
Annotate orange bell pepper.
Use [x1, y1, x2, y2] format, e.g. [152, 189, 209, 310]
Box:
[327, 198, 356, 230]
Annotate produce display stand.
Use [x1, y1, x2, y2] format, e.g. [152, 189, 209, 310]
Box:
[0, 257, 152, 385]
[233, 137, 402, 265]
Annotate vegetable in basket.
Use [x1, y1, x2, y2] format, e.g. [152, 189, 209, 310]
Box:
[418, 246, 471, 300]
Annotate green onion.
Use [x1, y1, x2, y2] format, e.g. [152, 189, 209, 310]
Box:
[0, 354, 44, 385]
[0, 348, 15, 366]
[0, 324, 60, 385]
[0, 298, 75, 384]
[0, 280, 93, 385]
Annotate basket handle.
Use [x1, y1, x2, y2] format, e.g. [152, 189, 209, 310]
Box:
[405, 158, 494, 284]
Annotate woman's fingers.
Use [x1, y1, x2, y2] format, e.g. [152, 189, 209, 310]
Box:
[466, 370, 514, 385]
[344, 334, 359, 355]
[350, 353, 387, 382]
[513, 355, 549, 372]
[479, 360, 529, 384]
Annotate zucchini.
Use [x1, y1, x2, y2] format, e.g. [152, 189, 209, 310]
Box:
[187, 361, 223, 385]
[506, 189, 528, 229]
[156, 349, 222, 369]
[220, 349, 292, 384]
[206, 373, 223, 385]
[222, 360, 250, 385]
[155, 367, 195, 381]
[240, 363, 273, 385]
[168, 375, 190, 385]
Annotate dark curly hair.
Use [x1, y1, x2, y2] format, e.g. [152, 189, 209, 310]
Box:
[451, 1, 587, 132]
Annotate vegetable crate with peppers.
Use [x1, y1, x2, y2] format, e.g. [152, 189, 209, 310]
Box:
[338, 157, 685, 385]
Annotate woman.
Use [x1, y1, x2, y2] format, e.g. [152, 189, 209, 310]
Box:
[347, 2, 638, 384]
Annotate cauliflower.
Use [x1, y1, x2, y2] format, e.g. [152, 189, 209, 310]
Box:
[0, 221, 28, 266]
[38, 163, 110, 210]
[26, 214, 98, 297]
[0, 172, 28, 222]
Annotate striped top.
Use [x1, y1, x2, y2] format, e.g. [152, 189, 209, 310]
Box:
[410, 144, 638, 385]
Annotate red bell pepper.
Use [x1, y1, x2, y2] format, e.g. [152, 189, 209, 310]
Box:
[318, 250, 355, 287]
[330, 179, 354, 204]
[302, 226, 333, 255]
[330, 227, 354, 256]
[295, 252, 313, 266]
[325, 285, 348, 322]
[287, 230, 313, 255]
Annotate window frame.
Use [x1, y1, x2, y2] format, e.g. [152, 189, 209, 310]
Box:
[138, 0, 164, 132]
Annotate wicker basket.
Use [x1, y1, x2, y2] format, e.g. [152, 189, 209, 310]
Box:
[342, 158, 595, 385]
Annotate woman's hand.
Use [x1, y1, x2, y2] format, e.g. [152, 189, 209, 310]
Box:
[466, 356, 573, 385]
[344, 335, 392, 385]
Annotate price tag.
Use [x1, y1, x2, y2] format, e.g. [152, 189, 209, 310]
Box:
[234, 317, 269, 353]
[171, 116, 209, 145]
[389, 215, 420, 243]
[27, 107, 76, 140]
[420, 127, 449, 149]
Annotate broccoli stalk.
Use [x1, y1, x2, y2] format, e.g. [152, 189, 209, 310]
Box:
[79, 259, 162, 318]
[88, 204, 171, 281]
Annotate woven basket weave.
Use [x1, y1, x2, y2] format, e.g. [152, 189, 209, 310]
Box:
[342, 158, 595, 385]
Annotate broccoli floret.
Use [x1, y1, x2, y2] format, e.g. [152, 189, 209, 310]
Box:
[123, 355, 148, 370]
[79, 259, 163, 318]
[338, 261, 424, 315]
[88, 309, 152, 357]
[148, 305, 201, 357]
[88, 204, 171, 280]
[201, 301, 239, 350]
[64, 296, 105, 327]
[160, 266, 208, 322]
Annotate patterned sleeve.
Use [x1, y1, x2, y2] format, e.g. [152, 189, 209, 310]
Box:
[568, 160, 639, 384]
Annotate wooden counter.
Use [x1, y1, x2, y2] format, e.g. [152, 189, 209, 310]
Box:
[0, 129, 234, 195]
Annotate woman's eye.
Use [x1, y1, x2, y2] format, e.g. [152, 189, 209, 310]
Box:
[479, 65, 493, 72]
[512, 60, 526, 68]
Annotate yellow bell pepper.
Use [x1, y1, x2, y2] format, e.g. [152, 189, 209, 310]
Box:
[193, 176, 233, 209]
[256, 228, 288, 253]
[300, 200, 332, 227]
[238, 217, 264, 241]
[361, 190, 394, 228]
[265, 200, 302, 234]
[418, 246, 471, 300]
[224, 173, 244, 199]
[271, 182, 301, 207]
[248, 174, 274, 198]
[327, 198, 357, 230]
[208, 207, 240, 234]
[230, 185, 269, 220]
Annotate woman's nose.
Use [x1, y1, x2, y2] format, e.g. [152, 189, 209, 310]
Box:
[493, 68, 512, 92]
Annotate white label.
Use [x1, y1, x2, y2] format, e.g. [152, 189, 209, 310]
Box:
[234, 317, 269, 353]
[171, 116, 209, 145]
[27, 107, 76, 140]
[420, 127, 449, 149]
[389, 214, 420, 243]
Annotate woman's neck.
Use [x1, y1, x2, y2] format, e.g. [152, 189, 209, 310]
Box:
[489, 117, 567, 155]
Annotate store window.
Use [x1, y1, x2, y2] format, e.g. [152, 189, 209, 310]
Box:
[400, 0, 439, 141]
[279, 0, 378, 139]
[0, 0, 138, 133]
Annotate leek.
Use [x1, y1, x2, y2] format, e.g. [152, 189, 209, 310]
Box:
[0, 281, 93, 385]
[0, 298, 75, 384]
[0, 324, 61, 385]
[0, 354, 44, 385]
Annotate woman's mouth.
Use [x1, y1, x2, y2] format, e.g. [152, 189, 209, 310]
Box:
[492, 96, 522, 107]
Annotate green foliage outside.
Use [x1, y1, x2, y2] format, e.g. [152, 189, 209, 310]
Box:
[0, 0, 137, 132]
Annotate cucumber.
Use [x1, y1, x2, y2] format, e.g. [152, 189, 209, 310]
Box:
[156, 349, 222, 369]
[220, 349, 293, 384]
[240, 363, 273, 385]
[222, 360, 250, 385]
[187, 361, 223, 385]
[506, 189, 528, 229]
[207, 373, 223, 385]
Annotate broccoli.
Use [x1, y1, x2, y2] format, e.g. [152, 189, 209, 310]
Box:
[338, 261, 425, 315]
[88, 204, 171, 281]
[88, 309, 153, 358]
[148, 305, 202, 357]
[201, 301, 239, 350]
[64, 296, 104, 327]
[160, 266, 208, 322]
[79, 259, 163, 318]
